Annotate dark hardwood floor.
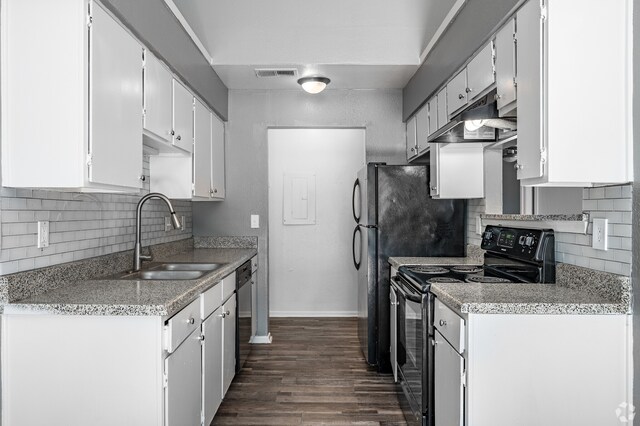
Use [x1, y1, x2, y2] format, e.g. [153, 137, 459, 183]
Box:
[213, 317, 407, 425]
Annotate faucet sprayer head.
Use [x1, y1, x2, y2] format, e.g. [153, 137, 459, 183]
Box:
[171, 212, 181, 229]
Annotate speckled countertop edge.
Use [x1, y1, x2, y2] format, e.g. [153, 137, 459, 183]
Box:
[3, 248, 257, 317]
[481, 213, 588, 221]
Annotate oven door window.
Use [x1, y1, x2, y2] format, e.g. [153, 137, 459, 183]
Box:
[398, 291, 423, 408]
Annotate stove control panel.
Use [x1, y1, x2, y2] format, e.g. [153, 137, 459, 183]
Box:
[481, 225, 554, 261]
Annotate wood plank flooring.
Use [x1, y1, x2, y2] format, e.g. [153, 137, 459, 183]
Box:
[213, 317, 407, 425]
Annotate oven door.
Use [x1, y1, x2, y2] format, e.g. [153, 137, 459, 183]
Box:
[394, 276, 431, 424]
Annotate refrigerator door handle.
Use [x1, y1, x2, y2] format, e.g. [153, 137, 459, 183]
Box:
[352, 225, 362, 270]
[359, 224, 378, 229]
[352, 178, 361, 223]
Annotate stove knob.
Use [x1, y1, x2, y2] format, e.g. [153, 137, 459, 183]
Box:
[483, 231, 493, 241]
[525, 236, 535, 247]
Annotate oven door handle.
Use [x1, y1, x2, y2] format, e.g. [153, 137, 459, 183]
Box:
[391, 277, 422, 303]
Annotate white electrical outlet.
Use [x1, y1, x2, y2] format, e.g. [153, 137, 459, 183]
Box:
[476, 216, 483, 235]
[251, 215, 260, 229]
[37, 221, 49, 248]
[181, 216, 186, 231]
[164, 216, 172, 232]
[592, 218, 608, 250]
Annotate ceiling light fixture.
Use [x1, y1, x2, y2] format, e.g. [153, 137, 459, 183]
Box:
[297, 76, 330, 94]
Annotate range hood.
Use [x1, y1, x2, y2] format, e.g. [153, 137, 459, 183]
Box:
[428, 90, 517, 144]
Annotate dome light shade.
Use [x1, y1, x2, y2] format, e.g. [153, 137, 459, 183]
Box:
[297, 76, 330, 94]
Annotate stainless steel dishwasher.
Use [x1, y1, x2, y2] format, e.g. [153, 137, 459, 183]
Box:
[236, 259, 252, 372]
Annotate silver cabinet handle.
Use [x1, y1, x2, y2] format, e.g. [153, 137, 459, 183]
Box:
[466, 87, 473, 93]
[458, 94, 465, 99]
[225, 310, 230, 316]
[214, 189, 218, 193]
[170, 130, 175, 136]
[138, 175, 146, 182]
[196, 335, 205, 341]
[410, 147, 415, 152]
[439, 320, 447, 326]
[176, 135, 182, 141]
[187, 318, 195, 325]
[219, 312, 226, 318]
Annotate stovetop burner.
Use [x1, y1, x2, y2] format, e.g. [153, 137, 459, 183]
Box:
[408, 266, 450, 275]
[450, 265, 483, 274]
[465, 275, 512, 284]
[426, 276, 464, 284]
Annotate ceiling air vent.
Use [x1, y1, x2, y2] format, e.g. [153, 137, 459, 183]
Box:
[254, 68, 298, 78]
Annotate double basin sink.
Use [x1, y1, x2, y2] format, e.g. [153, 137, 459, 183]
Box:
[117, 262, 226, 281]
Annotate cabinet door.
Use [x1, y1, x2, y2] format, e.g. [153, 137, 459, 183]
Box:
[466, 42, 495, 101]
[435, 143, 484, 199]
[203, 307, 223, 426]
[516, 0, 544, 180]
[390, 285, 397, 383]
[165, 327, 202, 426]
[495, 19, 517, 112]
[436, 88, 448, 130]
[194, 98, 213, 198]
[210, 113, 226, 198]
[406, 115, 417, 160]
[426, 97, 437, 136]
[434, 330, 464, 426]
[89, 2, 143, 189]
[143, 52, 173, 141]
[446, 69, 467, 116]
[172, 79, 194, 152]
[429, 143, 440, 197]
[415, 104, 429, 154]
[222, 294, 236, 395]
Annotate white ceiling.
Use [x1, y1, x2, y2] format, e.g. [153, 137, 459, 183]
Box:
[169, 0, 462, 90]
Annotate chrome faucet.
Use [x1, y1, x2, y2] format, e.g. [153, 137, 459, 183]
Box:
[133, 193, 181, 271]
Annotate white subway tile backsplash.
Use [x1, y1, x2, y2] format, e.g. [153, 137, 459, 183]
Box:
[621, 185, 632, 198]
[582, 200, 598, 210]
[613, 198, 632, 211]
[604, 186, 622, 198]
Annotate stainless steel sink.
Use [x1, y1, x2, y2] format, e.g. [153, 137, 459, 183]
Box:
[116, 262, 227, 280]
[126, 270, 205, 280]
[157, 262, 226, 272]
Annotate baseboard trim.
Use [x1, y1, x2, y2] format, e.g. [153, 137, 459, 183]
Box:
[250, 333, 273, 344]
[269, 311, 358, 318]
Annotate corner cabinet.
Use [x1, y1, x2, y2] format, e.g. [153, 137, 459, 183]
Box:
[1, 0, 143, 192]
[516, 0, 632, 186]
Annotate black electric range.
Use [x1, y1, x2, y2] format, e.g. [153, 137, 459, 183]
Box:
[392, 225, 555, 426]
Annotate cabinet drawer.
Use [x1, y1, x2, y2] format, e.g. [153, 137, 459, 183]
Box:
[222, 271, 237, 303]
[251, 256, 258, 273]
[166, 298, 200, 353]
[201, 282, 223, 320]
[434, 298, 465, 353]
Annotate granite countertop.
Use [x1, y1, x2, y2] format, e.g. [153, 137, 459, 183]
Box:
[431, 283, 627, 315]
[3, 248, 256, 317]
[389, 256, 482, 269]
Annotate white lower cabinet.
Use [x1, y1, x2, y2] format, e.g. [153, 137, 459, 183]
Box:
[202, 306, 224, 426]
[433, 298, 632, 426]
[434, 330, 464, 426]
[222, 294, 237, 395]
[165, 327, 203, 426]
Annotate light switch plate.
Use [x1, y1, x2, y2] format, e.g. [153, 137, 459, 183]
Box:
[592, 218, 608, 250]
[251, 215, 259, 229]
[37, 221, 49, 248]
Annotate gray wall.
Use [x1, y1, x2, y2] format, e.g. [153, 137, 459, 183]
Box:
[101, 0, 228, 120]
[633, 0, 639, 416]
[193, 89, 405, 336]
[402, 0, 520, 120]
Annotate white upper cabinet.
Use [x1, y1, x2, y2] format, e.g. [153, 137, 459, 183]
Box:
[437, 88, 448, 130]
[210, 113, 226, 199]
[426, 97, 437, 136]
[495, 19, 517, 115]
[466, 42, 495, 102]
[446, 70, 468, 116]
[172, 80, 194, 153]
[1, 0, 143, 192]
[143, 51, 173, 143]
[406, 116, 418, 161]
[430, 143, 484, 199]
[415, 103, 429, 155]
[516, 0, 632, 186]
[193, 98, 213, 199]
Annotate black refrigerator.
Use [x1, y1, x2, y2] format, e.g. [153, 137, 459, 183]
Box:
[352, 163, 465, 372]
